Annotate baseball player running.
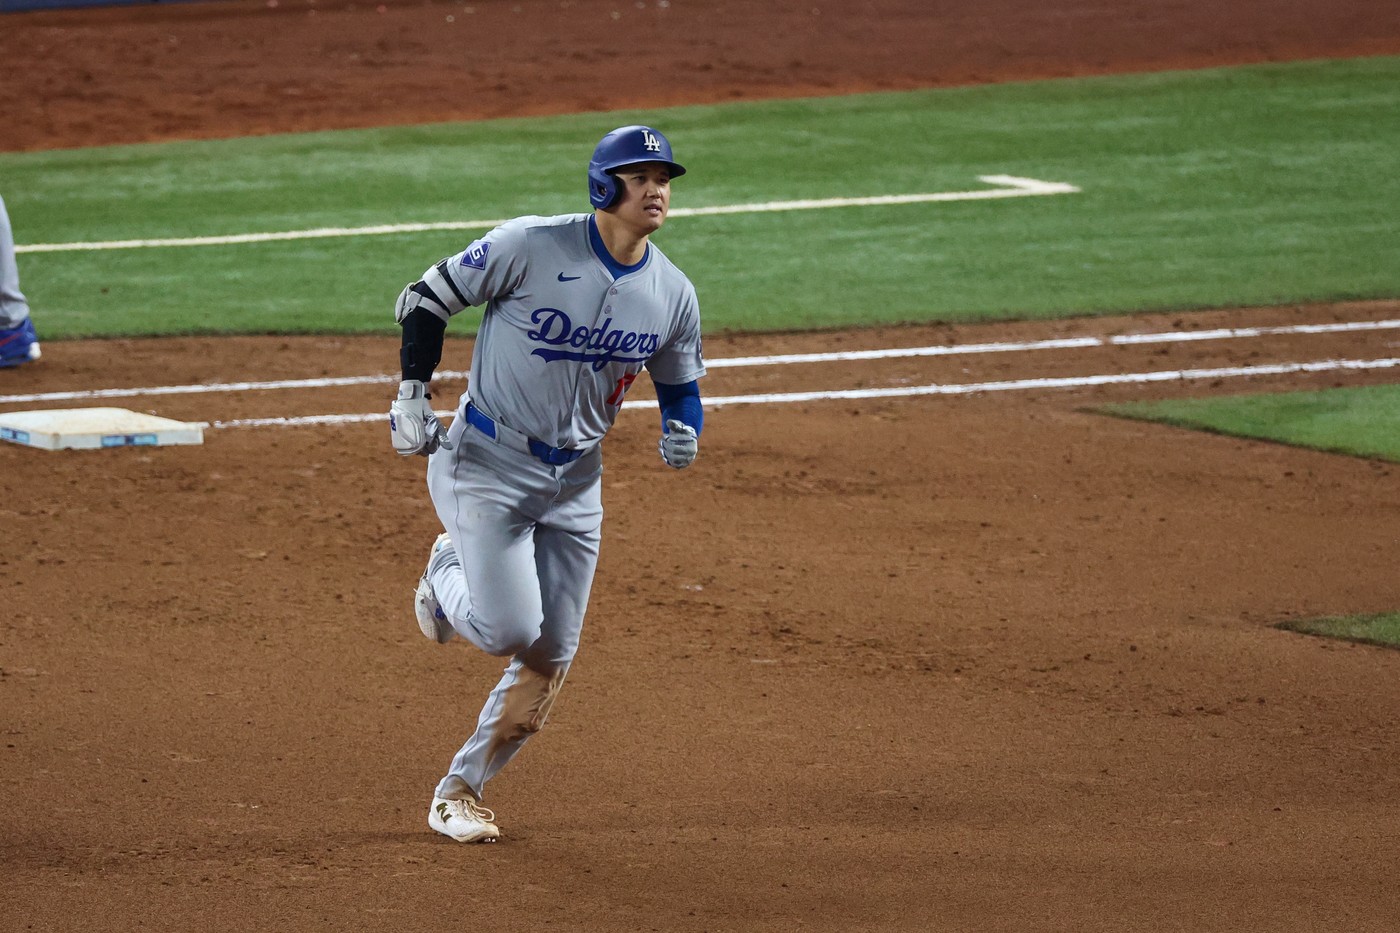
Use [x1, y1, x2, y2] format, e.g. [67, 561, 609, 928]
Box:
[389, 125, 706, 843]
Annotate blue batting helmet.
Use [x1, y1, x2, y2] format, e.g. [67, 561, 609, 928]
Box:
[587, 125, 686, 209]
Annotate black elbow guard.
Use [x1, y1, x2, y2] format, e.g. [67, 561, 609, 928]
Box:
[399, 308, 447, 382]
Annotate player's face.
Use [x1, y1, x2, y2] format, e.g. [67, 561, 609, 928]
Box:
[607, 162, 672, 235]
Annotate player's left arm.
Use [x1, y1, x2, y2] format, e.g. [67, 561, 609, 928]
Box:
[648, 279, 706, 469]
[655, 379, 702, 469]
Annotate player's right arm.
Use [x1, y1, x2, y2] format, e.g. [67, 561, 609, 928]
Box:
[389, 305, 452, 458]
[389, 259, 462, 458]
[388, 222, 530, 457]
[397, 220, 532, 326]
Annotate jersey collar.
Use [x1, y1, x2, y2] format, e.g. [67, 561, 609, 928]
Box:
[588, 214, 650, 281]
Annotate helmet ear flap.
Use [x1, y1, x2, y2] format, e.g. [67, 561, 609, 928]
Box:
[589, 169, 619, 210]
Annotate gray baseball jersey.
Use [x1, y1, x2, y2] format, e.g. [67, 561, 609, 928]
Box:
[418, 212, 706, 447]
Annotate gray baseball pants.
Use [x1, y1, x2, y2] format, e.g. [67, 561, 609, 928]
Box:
[424, 412, 602, 802]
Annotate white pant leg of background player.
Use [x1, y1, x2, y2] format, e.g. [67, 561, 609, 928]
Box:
[425, 421, 603, 800]
[0, 195, 31, 328]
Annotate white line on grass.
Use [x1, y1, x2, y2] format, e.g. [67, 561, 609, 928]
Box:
[2, 318, 1395, 406]
[14, 176, 1078, 254]
[207, 356, 1400, 429]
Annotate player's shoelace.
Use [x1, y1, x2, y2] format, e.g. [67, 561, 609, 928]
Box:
[456, 799, 496, 824]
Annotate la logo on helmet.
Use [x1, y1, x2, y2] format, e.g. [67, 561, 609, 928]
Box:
[642, 129, 662, 152]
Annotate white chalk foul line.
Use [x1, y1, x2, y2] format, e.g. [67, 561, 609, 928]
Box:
[15, 176, 1077, 254]
[707, 318, 1400, 368]
[0, 372, 404, 405]
[4, 317, 1396, 407]
[699, 357, 1400, 407]
[207, 356, 1400, 429]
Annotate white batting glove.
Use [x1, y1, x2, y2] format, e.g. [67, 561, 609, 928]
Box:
[658, 418, 698, 469]
[389, 379, 453, 457]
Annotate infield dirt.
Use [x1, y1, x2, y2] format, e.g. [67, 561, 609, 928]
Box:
[3, 2, 1400, 931]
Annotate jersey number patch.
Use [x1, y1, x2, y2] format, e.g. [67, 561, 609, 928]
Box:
[607, 372, 639, 407]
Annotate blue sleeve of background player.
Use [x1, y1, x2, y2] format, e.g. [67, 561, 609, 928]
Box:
[654, 379, 703, 435]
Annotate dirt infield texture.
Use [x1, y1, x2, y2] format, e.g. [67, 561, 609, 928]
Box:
[4, 2, 1400, 931]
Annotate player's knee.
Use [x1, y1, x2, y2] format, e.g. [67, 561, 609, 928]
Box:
[473, 610, 541, 657]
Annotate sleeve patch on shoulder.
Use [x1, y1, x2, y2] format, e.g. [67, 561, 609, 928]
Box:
[460, 240, 491, 270]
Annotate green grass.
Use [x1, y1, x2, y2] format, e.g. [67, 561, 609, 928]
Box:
[1098, 383, 1400, 462]
[1278, 612, 1400, 649]
[3, 56, 1399, 338]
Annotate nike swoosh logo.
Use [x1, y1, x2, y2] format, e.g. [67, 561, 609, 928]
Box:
[557, 273, 582, 282]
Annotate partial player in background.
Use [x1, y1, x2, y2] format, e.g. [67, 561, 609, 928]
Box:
[388, 125, 706, 843]
[0, 194, 41, 369]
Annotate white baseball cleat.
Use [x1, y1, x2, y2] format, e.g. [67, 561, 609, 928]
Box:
[428, 795, 501, 843]
[414, 532, 457, 644]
